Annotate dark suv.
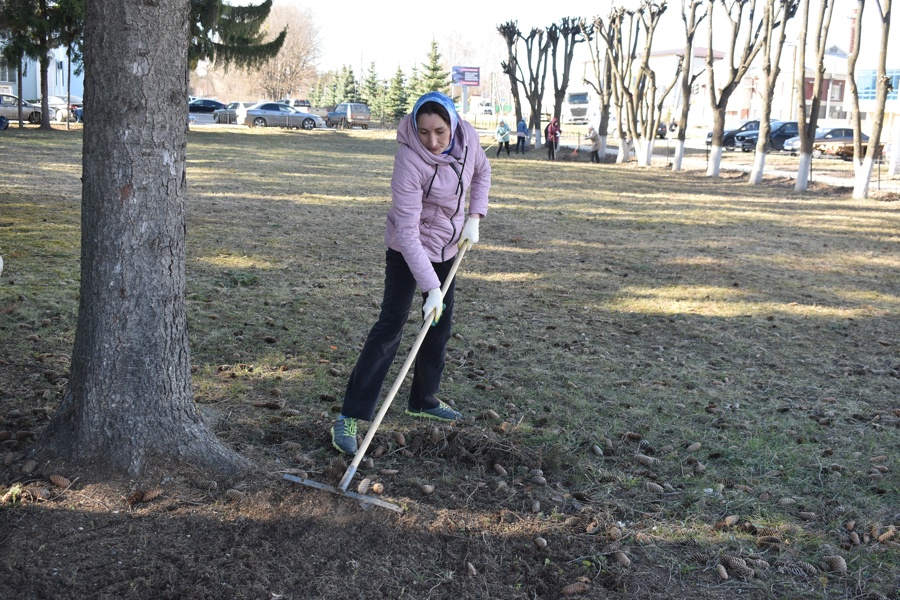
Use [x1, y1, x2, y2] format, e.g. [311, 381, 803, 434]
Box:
[705, 119, 760, 151]
[735, 121, 799, 152]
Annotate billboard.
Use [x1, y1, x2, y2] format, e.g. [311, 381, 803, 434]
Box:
[452, 66, 480, 87]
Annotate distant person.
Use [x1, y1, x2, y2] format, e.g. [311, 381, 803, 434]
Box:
[515, 118, 528, 154]
[330, 91, 491, 455]
[669, 119, 677, 133]
[495, 120, 511, 157]
[544, 118, 560, 161]
[585, 125, 601, 164]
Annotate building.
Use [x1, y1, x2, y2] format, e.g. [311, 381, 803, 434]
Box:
[0, 47, 84, 100]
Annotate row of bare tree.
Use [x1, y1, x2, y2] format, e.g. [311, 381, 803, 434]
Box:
[496, 0, 894, 199]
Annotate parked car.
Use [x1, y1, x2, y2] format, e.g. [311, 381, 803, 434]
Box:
[243, 102, 326, 129]
[326, 102, 371, 129]
[656, 122, 668, 139]
[735, 121, 799, 152]
[189, 98, 226, 113]
[213, 101, 254, 124]
[0, 93, 42, 124]
[41, 95, 83, 122]
[705, 119, 760, 150]
[811, 129, 880, 160]
[279, 99, 311, 109]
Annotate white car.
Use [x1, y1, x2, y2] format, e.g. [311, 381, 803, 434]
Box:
[43, 95, 84, 122]
[243, 102, 326, 130]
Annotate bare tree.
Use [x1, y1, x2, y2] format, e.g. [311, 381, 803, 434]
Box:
[581, 16, 615, 158]
[250, 5, 320, 101]
[498, 21, 524, 123]
[600, 1, 670, 167]
[850, 0, 892, 199]
[508, 26, 552, 149]
[547, 17, 588, 123]
[747, 0, 798, 185]
[793, 0, 835, 191]
[32, 0, 250, 478]
[673, 0, 707, 171]
[704, 0, 766, 177]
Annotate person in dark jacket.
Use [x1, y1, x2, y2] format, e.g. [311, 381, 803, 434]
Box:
[515, 118, 528, 154]
[330, 91, 492, 455]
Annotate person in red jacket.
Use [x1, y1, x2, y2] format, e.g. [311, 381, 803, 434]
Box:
[331, 91, 492, 455]
[545, 118, 561, 160]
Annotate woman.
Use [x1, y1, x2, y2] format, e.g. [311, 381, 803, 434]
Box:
[495, 119, 511, 157]
[585, 125, 601, 164]
[545, 118, 560, 160]
[331, 91, 491, 455]
[515, 118, 528, 154]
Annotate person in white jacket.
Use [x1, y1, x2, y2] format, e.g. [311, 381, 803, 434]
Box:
[331, 91, 491, 455]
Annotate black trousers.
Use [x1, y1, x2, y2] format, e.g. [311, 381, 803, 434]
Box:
[341, 248, 456, 421]
[515, 136, 526, 153]
[497, 141, 510, 156]
[590, 150, 600, 163]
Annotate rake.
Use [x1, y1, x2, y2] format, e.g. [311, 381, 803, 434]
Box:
[284, 245, 468, 512]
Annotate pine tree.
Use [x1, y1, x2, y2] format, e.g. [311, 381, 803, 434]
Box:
[420, 39, 450, 94]
[385, 67, 408, 124]
[189, 0, 286, 70]
[405, 65, 422, 112]
[361, 62, 380, 106]
[336, 66, 361, 103]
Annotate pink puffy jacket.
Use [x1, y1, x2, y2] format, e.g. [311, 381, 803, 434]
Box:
[385, 114, 491, 292]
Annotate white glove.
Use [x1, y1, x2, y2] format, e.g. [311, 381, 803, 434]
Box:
[422, 288, 444, 326]
[458, 217, 480, 250]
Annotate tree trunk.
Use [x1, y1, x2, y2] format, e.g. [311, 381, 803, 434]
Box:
[33, 0, 250, 478]
[673, 139, 686, 170]
[795, 152, 812, 189]
[748, 151, 766, 185]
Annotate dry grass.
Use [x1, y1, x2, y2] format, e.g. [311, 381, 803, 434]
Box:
[0, 123, 898, 599]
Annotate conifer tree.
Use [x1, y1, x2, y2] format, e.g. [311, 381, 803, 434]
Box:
[385, 66, 408, 123]
[189, 0, 286, 70]
[405, 65, 422, 112]
[420, 39, 450, 93]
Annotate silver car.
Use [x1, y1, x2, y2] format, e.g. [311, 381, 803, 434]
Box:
[213, 101, 254, 124]
[43, 95, 83, 122]
[0, 94, 42, 124]
[243, 102, 326, 130]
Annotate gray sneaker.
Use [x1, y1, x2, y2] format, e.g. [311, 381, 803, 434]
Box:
[405, 401, 462, 422]
[331, 416, 358, 454]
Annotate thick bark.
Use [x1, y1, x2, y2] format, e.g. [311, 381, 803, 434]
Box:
[34, 0, 250, 478]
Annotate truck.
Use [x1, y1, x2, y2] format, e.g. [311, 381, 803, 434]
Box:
[561, 90, 594, 125]
[325, 102, 371, 129]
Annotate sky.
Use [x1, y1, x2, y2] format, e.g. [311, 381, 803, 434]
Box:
[282, 0, 895, 80]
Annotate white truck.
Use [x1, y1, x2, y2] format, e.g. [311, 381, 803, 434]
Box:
[562, 90, 594, 125]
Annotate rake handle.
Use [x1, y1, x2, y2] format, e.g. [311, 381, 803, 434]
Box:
[338, 245, 468, 492]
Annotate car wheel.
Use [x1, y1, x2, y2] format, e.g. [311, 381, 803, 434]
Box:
[29, 112, 41, 124]
[301, 118, 314, 130]
[253, 117, 267, 128]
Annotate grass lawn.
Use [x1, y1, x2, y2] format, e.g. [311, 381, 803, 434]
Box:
[0, 124, 897, 599]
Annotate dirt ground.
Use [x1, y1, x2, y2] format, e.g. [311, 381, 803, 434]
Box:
[1, 125, 897, 599]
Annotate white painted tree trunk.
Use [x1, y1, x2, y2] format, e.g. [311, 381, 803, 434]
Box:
[749, 151, 767, 185]
[706, 146, 724, 176]
[616, 138, 630, 163]
[852, 156, 875, 199]
[672, 139, 685, 171]
[635, 138, 653, 166]
[794, 153, 812, 191]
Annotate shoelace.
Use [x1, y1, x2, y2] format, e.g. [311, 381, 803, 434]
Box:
[341, 418, 357, 437]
